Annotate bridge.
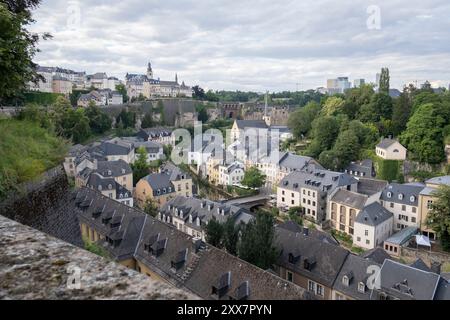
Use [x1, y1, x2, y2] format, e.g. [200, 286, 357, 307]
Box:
[223, 195, 271, 211]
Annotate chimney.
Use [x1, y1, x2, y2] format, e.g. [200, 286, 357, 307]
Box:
[431, 262, 441, 274]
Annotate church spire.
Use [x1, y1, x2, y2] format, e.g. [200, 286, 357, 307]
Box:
[147, 62, 153, 79]
[175, 73, 178, 84]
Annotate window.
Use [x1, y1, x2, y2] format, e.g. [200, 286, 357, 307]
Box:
[282, 190, 285, 195]
[390, 203, 394, 208]
[342, 276, 349, 286]
[282, 197, 285, 202]
[291, 200, 295, 205]
[308, 280, 315, 292]
[412, 207, 417, 213]
[402, 205, 406, 211]
[366, 239, 370, 245]
[427, 200, 433, 209]
[287, 271, 293, 283]
[358, 282, 366, 293]
[411, 217, 416, 223]
[357, 237, 361, 242]
[365, 230, 368, 236]
[316, 284, 324, 297]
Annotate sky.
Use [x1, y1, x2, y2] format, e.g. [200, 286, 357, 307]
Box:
[29, 0, 450, 92]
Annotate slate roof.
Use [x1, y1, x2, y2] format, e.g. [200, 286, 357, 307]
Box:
[75, 188, 145, 261]
[279, 169, 358, 193]
[333, 254, 379, 300]
[277, 221, 339, 245]
[357, 178, 388, 196]
[75, 187, 310, 300]
[86, 173, 132, 200]
[384, 226, 418, 245]
[371, 259, 441, 300]
[235, 120, 268, 130]
[331, 190, 368, 210]
[355, 202, 393, 227]
[434, 278, 450, 300]
[275, 226, 349, 288]
[277, 152, 318, 171]
[142, 172, 175, 196]
[426, 175, 450, 186]
[159, 196, 254, 232]
[376, 138, 404, 150]
[361, 247, 391, 265]
[96, 160, 132, 177]
[410, 258, 432, 272]
[137, 127, 173, 140]
[100, 139, 133, 156]
[380, 183, 425, 206]
[344, 159, 374, 178]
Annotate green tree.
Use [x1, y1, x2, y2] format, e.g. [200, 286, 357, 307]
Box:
[205, 90, 219, 102]
[205, 218, 224, 248]
[116, 109, 136, 128]
[143, 198, 159, 217]
[115, 83, 129, 102]
[400, 103, 449, 164]
[306, 116, 340, 158]
[379, 67, 390, 94]
[426, 185, 450, 251]
[131, 146, 149, 185]
[0, 1, 51, 103]
[392, 90, 413, 136]
[141, 111, 153, 128]
[238, 212, 279, 270]
[192, 85, 206, 100]
[84, 103, 112, 134]
[223, 218, 240, 255]
[287, 101, 321, 138]
[196, 104, 209, 123]
[328, 129, 360, 170]
[241, 167, 266, 189]
[321, 96, 345, 116]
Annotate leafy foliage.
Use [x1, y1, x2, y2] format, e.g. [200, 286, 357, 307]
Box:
[131, 146, 149, 185]
[426, 185, 450, 251]
[241, 167, 266, 189]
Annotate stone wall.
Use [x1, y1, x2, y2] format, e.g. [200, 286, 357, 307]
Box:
[0, 215, 197, 300]
[401, 246, 450, 266]
[0, 166, 83, 246]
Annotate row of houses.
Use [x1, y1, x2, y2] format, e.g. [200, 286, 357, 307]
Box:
[76, 187, 449, 300]
[77, 89, 123, 107]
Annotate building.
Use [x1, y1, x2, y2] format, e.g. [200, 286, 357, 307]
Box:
[86, 172, 133, 207]
[99, 138, 135, 163]
[218, 162, 245, 186]
[274, 225, 349, 300]
[135, 163, 193, 207]
[326, 77, 351, 94]
[376, 138, 407, 160]
[418, 176, 450, 241]
[277, 169, 358, 224]
[77, 91, 105, 107]
[370, 259, 443, 300]
[158, 196, 254, 241]
[380, 183, 425, 231]
[354, 79, 365, 88]
[76, 188, 310, 300]
[52, 75, 73, 94]
[332, 254, 379, 300]
[121, 137, 164, 163]
[343, 159, 375, 178]
[353, 202, 394, 250]
[329, 189, 369, 236]
[125, 62, 192, 99]
[383, 226, 418, 257]
[137, 127, 175, 145]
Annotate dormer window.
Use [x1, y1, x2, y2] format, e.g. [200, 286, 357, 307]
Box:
[387, 192, 392, 198]
[343, 276, 350, 286]
[358, 282, 366, 293]
[108, 184, 113, 190]
[410, 196, 415, 202]
[121, 169, 125, 174]
[398, 193, 404, 200]
[98, 185, 102, 191]
[108, 170, 112, 176]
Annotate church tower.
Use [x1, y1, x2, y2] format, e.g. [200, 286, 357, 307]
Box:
[175, 73, 178, 84]
[147, 62, 153, 79]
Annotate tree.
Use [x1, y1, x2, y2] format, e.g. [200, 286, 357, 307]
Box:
[141, 111, 153, 128]
[205, 90, 219, 102]
[223, 218, 240, 255]
[115, 83, 128, 102]
[287, 101, 321, 138]
[400, 103, 449, 164]
[205, 218, 224, 248]
[192, 85, 205, 100]
[238, 212, 279, 270]
[131, 146, 149, 185]
[392, 90, 413, 136]
[306, 116, 340, 158]
[328, 129, 360, 170]
[379, 67, 390, 94]
[116, 109, 136, 129]
[321, 96, 345, 116]
[426, 185, 450, 251]
[241, 167, 266, 189]
[0, 1, 51, 103]
[196, 104, 209, 123]
[59, 108, 91, 144]
[143, 198, 159, 217]
[84, 103, 112, 134]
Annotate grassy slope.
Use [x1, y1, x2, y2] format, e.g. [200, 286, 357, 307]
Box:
[0, 119, 68, 198]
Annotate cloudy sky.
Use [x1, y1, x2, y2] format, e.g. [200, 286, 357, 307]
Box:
[29, 0, 450, 91]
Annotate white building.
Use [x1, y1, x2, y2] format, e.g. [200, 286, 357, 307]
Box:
[380, 183, 425, 231]
[218, 162, 245, 186]
[376, 139, 407, 160]
[353, 202, 393, 250]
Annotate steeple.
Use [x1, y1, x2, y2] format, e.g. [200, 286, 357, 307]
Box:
[175, 73, 178, 84]
[147, 62, 153, 79]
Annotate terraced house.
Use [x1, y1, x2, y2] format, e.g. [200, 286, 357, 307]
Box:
[136, 163, 193, 207]
[158, 196, 254, 241]
[75, 188, 311, 300]
[277, 169, 358, 224]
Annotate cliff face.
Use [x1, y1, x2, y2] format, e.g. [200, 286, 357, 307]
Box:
[0, 215, 197, 300]
[0, 166, 83, 247]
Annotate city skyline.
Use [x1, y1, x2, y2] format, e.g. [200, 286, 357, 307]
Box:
[29, 0, 450, 91]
